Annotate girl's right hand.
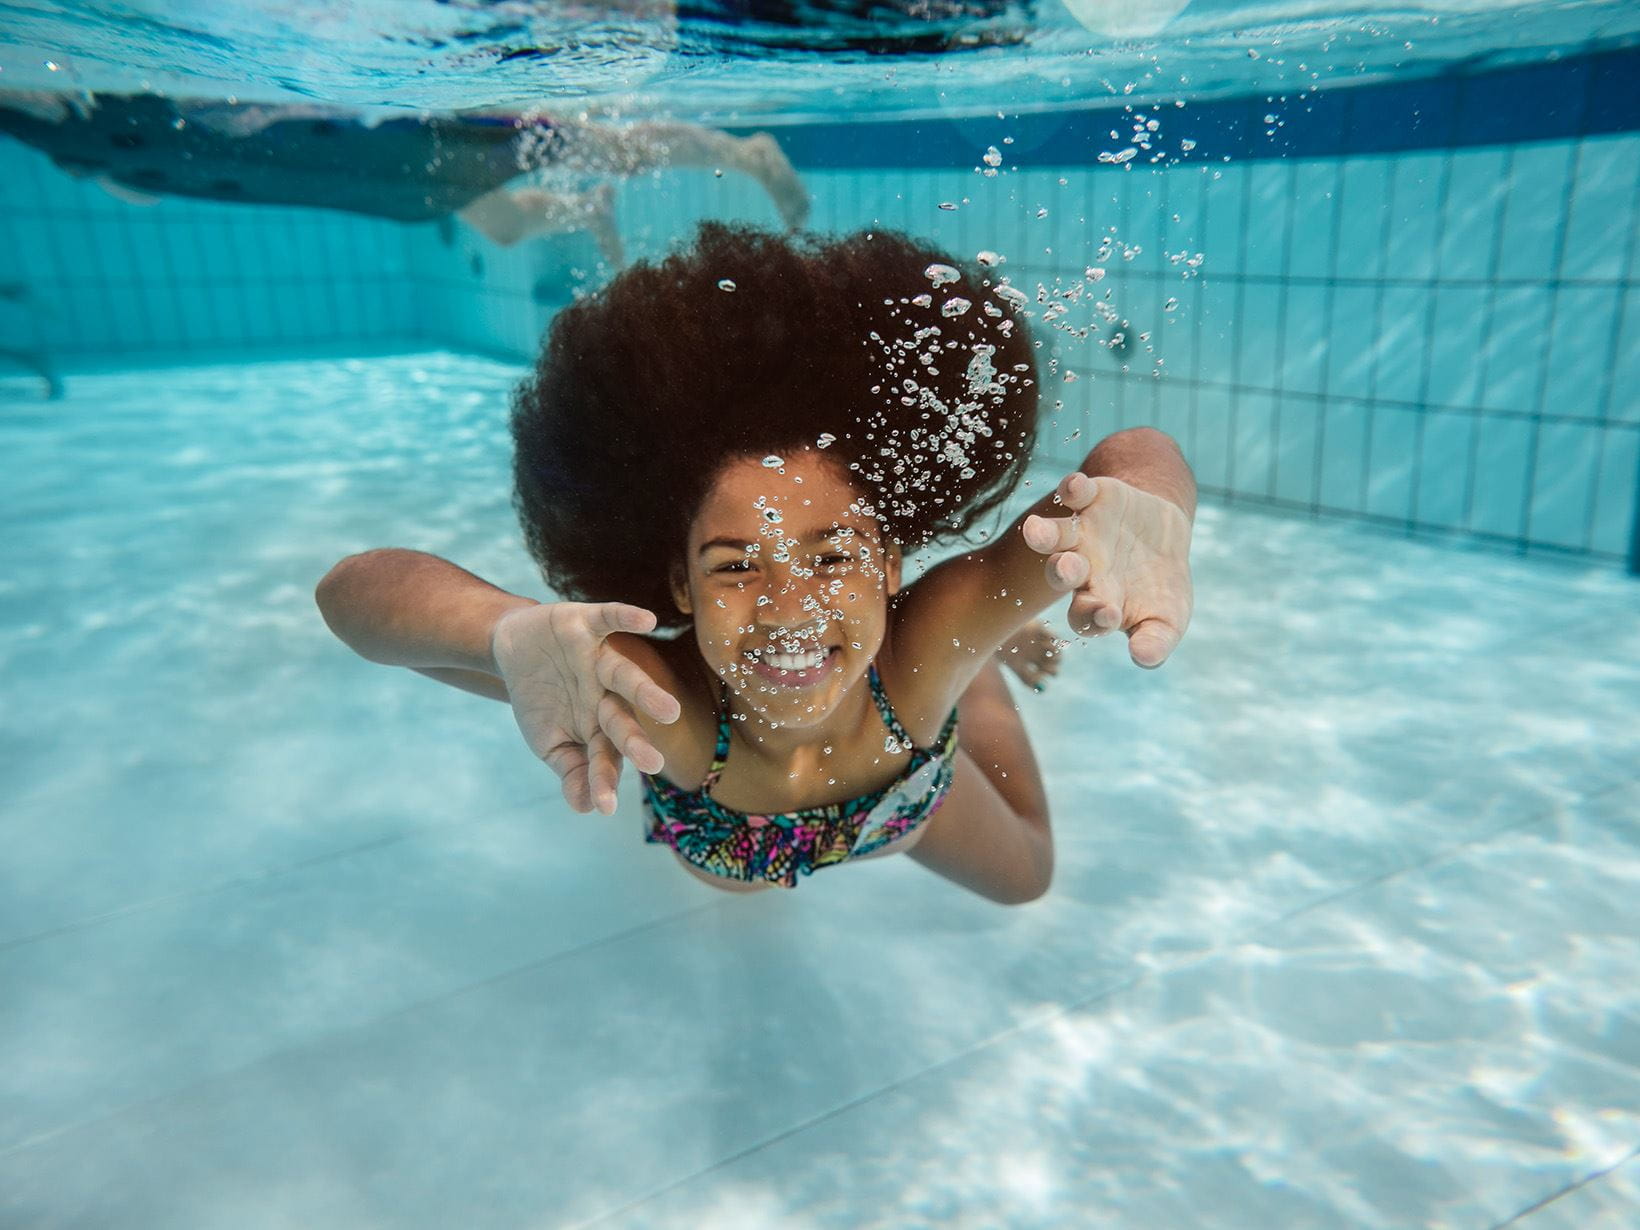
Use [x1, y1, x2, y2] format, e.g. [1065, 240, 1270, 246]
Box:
[489, 602, 682, 816]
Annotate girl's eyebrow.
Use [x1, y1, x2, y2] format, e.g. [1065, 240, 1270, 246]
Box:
[698, 523, 879, 556]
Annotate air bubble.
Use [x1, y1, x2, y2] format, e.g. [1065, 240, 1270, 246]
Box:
[941, 297, 972, 317]
[982, 145, 1003, 167]
[925, 263, 960, 287]
[762, 454, 784, 468]
[912, 293, 933, 308]
[976, 250, 1004, 267]
[717, 279, 736, 292]
[816, 432, 836, 449]
[939, 201, 959, 211]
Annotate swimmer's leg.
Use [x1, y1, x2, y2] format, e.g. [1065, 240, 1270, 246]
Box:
[457, 182, 624, 264]
[904, 659, 1053, 905]
[545, 121, 810, 230]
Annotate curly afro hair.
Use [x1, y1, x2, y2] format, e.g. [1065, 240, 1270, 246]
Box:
[510, 221, 1040, 630]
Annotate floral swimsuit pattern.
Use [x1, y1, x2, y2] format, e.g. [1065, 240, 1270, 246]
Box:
[640, 663, 960, 888]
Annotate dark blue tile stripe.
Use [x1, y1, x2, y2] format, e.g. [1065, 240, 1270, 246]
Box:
[754, 45, 1640, 169]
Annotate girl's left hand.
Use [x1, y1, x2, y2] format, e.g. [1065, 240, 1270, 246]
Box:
[1021, 473, 1194, 668]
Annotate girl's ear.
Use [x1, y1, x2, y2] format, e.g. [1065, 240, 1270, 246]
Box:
[885, 540, 903, 597]
[669, 563, 693, 616]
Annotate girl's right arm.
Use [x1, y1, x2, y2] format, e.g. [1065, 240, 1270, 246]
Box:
[314, 548, 681, 814]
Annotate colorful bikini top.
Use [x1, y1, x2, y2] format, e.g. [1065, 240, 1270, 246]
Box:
[640, 663, 960, 889]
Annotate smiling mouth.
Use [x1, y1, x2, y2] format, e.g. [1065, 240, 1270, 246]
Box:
[744, 645, 840, 687]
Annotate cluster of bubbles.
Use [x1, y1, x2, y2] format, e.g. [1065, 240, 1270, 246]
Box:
[507, 107, 667, 180]
[839, 257, 1041, 528]
[958, 112, 1225, 386]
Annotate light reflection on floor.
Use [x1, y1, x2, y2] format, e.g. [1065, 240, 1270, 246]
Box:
[1, 354, 1636, 1228]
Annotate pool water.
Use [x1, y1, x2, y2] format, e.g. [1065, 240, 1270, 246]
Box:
[2, 353, 1636, 1226]
[2, 0, 1637, 120]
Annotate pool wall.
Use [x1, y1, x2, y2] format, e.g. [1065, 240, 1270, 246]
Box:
[1, 48, 1635, 569]
[0, 143, 420, 354]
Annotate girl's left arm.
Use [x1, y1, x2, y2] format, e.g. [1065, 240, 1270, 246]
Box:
[890, 427, 1196, 708]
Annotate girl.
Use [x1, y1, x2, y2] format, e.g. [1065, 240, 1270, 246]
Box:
[316, 224, 1195, 904]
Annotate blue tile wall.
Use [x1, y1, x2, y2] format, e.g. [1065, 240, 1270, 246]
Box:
[815, 141, 1628, 566]
[4, 48, 1637, 571]
[0, 140, 416, 360]
[411, 108, 1636, 568]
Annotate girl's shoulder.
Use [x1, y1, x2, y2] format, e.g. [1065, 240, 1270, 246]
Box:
[872, 618, 965, 751]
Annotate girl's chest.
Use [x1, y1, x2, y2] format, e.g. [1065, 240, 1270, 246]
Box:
[652, 645, 931, 815]
[707, 729, 920, 817]
[659, 708, 921, 816]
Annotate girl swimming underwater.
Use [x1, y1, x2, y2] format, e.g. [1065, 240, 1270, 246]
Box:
[316, 223, 1195, 904]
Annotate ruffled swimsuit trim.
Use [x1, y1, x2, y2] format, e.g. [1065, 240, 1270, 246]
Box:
[641, 663, 959, 889]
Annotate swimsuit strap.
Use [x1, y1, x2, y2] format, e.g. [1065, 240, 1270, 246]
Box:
[701, 679, 733, 796]
[701, 661, 926, 799]
[867, 663, 922, 753]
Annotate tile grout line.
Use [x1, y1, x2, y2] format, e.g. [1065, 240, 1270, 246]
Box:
[0, 894, 732, 1164]
[1247, 775, 1634, 938]
[581, 774, 1640, 1227]
[1490, 1140, 1640, 1229]
[0, 789, 562, 953]
[4, 733, 1633, 1175]
[0, 828, 426, 955]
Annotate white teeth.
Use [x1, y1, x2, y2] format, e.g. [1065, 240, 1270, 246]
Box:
[759, 648, 829, 671]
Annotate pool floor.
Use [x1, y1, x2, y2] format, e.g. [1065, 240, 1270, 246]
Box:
[1, 353, 1637, 1227]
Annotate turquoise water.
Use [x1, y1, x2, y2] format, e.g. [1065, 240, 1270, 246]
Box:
[2, 353, 1637, 1226]
[1, 0, 1636, 119]
[2, 0, 1639, 1224]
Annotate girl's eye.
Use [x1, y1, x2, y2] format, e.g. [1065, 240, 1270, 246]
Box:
[818, 555, 853, 568]
[716, 561, 752, 574]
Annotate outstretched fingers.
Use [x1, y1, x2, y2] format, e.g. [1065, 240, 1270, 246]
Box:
[1021, 511, 1086, 591]
[540, 706, 643, 815]
[596, 639, 681, 725]
[1067, 577, 1127, 636]
[1024, 474, 1119, 600]
[1127, 617, 1182, 669]
[584, 729, 622, 815]
[598, 691, 665, 776]
[542, 741, 596, 813]
[587, 601, 659, 638]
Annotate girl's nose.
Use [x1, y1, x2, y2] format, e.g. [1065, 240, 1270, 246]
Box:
[755, 569, 824, 623]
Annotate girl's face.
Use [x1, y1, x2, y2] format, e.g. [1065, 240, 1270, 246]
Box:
[671, 449, 901, 732]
